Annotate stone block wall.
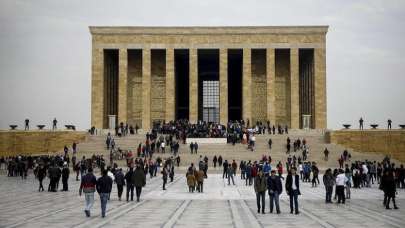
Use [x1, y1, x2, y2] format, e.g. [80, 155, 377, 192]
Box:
[0, 131, 87, 156]
[251, 49, 267, 123]
[151, 50, 166, 123]
[128, 50, 143, 127]
[275, 49, 290, 126]
[326, 130, 405, 162]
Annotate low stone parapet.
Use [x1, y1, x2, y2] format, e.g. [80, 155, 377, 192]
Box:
[186, 138, 227, 144]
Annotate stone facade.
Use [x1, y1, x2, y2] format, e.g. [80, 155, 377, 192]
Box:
[326, 130, 405, 162]
[0, 131, 87, 156]
[90, 26, 328, 130]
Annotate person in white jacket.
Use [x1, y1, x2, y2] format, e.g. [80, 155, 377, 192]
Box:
[335, 169, 348, 204]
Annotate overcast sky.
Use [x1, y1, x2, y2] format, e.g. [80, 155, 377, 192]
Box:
[1, 0, 404, 130]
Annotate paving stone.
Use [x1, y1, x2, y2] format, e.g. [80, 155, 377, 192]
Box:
[0, 173, 404, 228]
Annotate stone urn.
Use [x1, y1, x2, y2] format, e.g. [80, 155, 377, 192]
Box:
[342, 124, 351, 129]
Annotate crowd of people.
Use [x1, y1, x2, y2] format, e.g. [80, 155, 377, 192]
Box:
[2, 121, 404, 218]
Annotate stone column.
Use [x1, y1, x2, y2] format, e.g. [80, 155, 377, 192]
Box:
[142, 48, 151, 130]
[242, 48, 252, 125]
[290, 48, 299, 129]
[118, 48, 128, 125]
[91, 48, 104, 129]
[266, 48, 276, 125]
[219, 48, 228, 125]
[314, 47, 327, 129]
[165, 48, 175, 122]
[189, 49, 198, 123]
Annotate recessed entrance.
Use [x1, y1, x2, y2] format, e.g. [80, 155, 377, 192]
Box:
[198, 49, 219, 123]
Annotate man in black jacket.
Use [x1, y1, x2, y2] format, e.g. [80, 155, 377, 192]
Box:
[285, 167, 300, 214]
[61, 163, 70, 191]
[125, 167, 135, 201]
[96, 169, 113, 218]
[268, 170, 282, 214]
[134, 164, 146, 202]
[114, 168, 125, 201]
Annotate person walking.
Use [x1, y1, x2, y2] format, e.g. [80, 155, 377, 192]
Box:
[196, 167, 204, 193]
[388, 119, 392, 130]
[96, 169, 113, 218]
[79, 167, 97, 217]
[194, 142, 199, 154]
[223, 160, 228, 179]
[227, 164, 235, 185]
[323, 169, 335, 203]
[335, 169, 348, 204]
[381, 170, 399, 209]
[125, 167, 135, 201]
[37, 163, 46, 192]
[133, 164, 146, 202]
[187, 170, 196, 193]
[61, 163, 70, 191]
[286, 167, 300, 214]
[254, 170, 267, 214]
[267, 170, 282, 214]
[189, 142, 194, 154]
[114, 168, 125, 201]
[162, 164, 168, 190]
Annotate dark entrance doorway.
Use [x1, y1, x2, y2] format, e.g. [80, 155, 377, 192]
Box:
[175, 49, 189, 120]
[104, 49, 118, 128]
[228, 49, 243, 121]
[198, 49, 219, 123]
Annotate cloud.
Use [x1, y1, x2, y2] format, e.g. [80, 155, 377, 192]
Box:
[0, 0, 404, 130]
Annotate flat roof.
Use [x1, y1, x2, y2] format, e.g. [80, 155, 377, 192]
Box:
[89, 26, 329, 35]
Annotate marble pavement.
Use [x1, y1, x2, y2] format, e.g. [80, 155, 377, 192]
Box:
[0, 171, 404, 228]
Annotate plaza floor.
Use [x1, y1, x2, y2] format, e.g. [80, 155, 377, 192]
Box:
[0, 171, 404, 228]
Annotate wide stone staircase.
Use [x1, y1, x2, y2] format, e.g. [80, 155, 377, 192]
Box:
[71, 130, 400, 170]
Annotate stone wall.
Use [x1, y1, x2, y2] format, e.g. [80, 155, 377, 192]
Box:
[275, 49, 290, 126]
[0, 131, 87, 156]
[128, 50, 143, 127]
[151, 50, 166, 123]
[325, 130, 405, 162]
[251, 49, 267, 123]
[90, 26, 328, 129]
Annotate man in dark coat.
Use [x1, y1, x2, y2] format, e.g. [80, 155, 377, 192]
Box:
[61, 163, 70, 191]
[254, 170, 267, 214]
[96, 169, 113, 218]
[267, 170, 282, 213]
[37, 164, 46, 192]
[133, 164, 146, 202]
[114, 168, 125, 201]
[125, 167, 135, 201]
[285, 167, 300, 214]
[381, 170, 399, 209]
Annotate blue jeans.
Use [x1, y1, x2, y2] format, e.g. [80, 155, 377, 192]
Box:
[269, 191, 280, 213]
[289, 190, 299, 213]
[99, 193, 109, 217]
[84, 192, 94, 212]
